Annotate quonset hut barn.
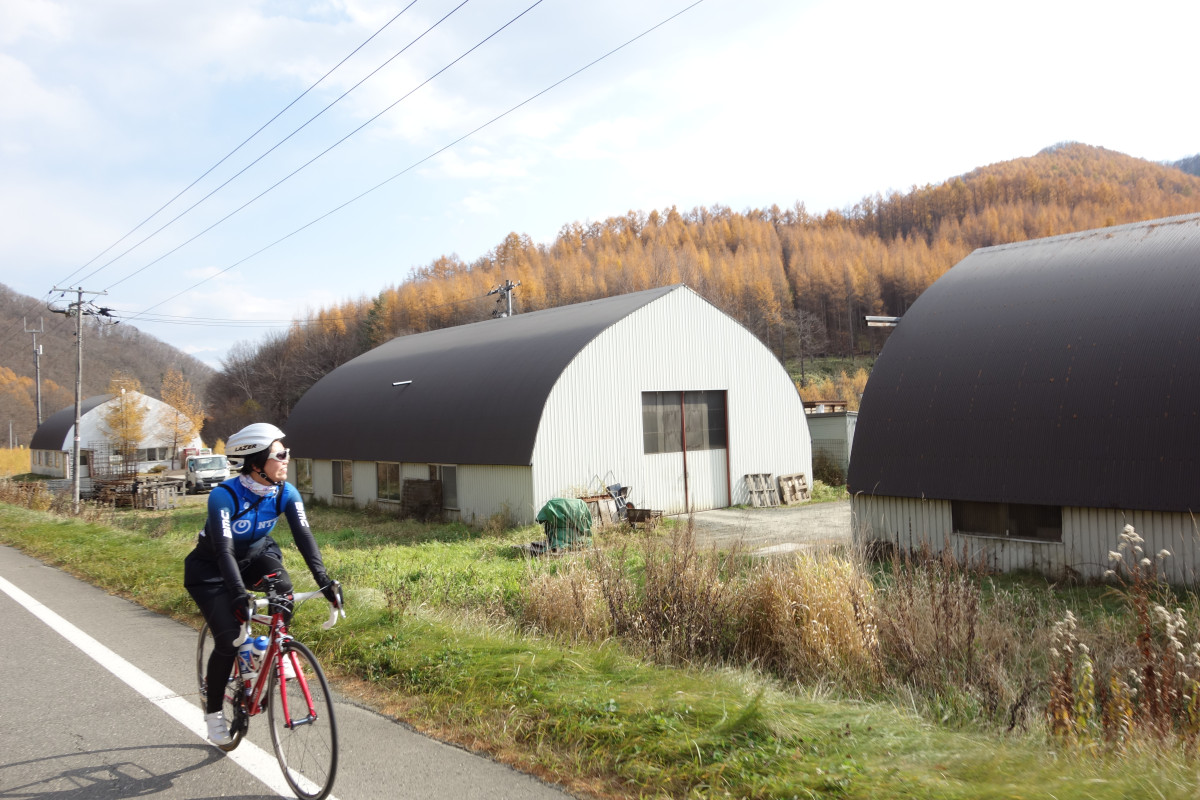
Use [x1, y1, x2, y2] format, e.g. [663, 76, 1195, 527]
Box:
[286, 285, 811, 524]
[29, 392, 202, 478]
[849, 213, 1200, 585]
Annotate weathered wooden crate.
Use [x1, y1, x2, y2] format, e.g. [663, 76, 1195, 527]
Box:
[580, 494, 618, 525]
[744, 473, 780, 507]
[777, 473, 810, 504]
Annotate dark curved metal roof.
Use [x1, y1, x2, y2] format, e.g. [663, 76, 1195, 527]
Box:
[29, 395, 113, 450]
[286, 285, 679, 465]
[848, 213, 1200, 513]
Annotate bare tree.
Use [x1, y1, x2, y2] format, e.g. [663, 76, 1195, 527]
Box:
[782, 307, 828, 381]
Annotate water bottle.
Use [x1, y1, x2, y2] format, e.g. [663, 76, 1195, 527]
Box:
[250, 635, 269, 672]
[236, 639, 255, 677]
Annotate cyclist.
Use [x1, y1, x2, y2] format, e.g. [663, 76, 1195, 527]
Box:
[184, 422, 339, 746]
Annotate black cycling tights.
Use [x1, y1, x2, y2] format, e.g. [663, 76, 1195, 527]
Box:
[188, 557, 293, 714]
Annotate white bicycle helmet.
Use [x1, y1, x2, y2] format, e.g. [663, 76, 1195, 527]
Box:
[225, 422, 285, 466]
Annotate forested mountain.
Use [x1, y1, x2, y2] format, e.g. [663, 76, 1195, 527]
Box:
[199, 143, 1200, 441]
[1173, 153, 1200, 177]
[0, 284, 213, 448]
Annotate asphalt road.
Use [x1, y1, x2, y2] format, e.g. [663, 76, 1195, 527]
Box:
[0, 545, 574, 800]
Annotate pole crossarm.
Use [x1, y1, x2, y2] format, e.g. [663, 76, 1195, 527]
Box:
[48, 287, 108, 513]
[487, 279, 521, 318]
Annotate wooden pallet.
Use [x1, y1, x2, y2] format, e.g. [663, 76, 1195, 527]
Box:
[776, 473, 810, 504]
[744, 473, 780, 507]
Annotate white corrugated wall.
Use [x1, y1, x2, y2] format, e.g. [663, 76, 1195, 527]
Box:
[310, 459, 332, 503]
[302, 459, 534, 525]
[531, 286, 810, 516]
[399, 462, 535, 525]
[853, 494, 1200, 585]
[452, 464, 535, 525]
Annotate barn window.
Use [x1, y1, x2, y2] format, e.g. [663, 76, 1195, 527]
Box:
[332, 460, 353, 496]
[137, 447, 169, 462]
[293, 458, 313, 493]
[429, 464, 458, 509]
[951, 500, 1062, 542]
[377, 462, 401, 502]
[643, 391, 727, 454]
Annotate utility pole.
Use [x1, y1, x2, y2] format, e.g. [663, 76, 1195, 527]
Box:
[50, 286, 108, 513]
[24, 317, 45, 425]
[488, 279, 521, 318]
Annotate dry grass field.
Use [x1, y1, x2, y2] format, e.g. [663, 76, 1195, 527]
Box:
[0, 449, 30, 477]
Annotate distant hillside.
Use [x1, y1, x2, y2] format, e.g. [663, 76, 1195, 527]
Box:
[0, 283, 213, 448]
[1172, 153, 1200, 177]
[203, 143, 1200, 436]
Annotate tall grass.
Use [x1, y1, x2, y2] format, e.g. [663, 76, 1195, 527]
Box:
[521, 524, 1059, 733]
[522, 519, 1200, 754]
[1047, 524, 1200, 752]
[874, 546, 1050, 729]
[0, 476, 114, 521]
[739, 550, 878, 685]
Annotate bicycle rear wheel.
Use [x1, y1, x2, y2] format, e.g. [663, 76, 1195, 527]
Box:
[267, 640, 338, 800]
[196, 622, 248, 752]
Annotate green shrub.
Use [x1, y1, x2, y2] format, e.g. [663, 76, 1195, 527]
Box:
[812, 449, 845, 486]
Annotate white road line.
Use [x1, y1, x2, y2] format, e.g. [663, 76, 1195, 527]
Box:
[0, 574, 336, 800]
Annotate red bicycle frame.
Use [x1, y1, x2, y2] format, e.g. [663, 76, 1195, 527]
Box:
[236, 609, 319, 727]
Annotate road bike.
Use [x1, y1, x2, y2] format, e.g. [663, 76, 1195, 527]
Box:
[197, 581, 345, 800]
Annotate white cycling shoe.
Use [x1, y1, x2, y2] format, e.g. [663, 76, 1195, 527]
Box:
[205, 710, 233, 745]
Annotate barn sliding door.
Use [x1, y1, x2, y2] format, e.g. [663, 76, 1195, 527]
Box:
[642, 390, 729, 513]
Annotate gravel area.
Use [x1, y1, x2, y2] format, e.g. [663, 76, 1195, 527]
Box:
[680, 500, 852, 556]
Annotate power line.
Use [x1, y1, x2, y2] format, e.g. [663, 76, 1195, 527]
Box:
[101, 0, 533, 294]
[110, 291, 492, 328]
[53, 2, 422, 291]
[0, 4, 424, 355]
[123, 0, 708, 324]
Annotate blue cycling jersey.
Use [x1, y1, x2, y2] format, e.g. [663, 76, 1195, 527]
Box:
[193, 476, 325, 599]
[207, 477, 304, 545]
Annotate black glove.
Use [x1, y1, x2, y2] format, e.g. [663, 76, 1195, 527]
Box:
[231, 592, 253, 624]
[316, 574, 340, 606]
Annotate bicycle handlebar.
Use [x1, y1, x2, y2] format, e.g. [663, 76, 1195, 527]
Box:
[233, 581, 344, 647]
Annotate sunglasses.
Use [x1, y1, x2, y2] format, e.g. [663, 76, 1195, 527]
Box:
[266, 448, 291, 463]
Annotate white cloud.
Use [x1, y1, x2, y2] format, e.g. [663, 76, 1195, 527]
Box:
[0, 0, 68, 45]
[460, 193, 497, 215]
[0, 53, 85, 128]
[432, 148, 530, 180]
[554, 116, 654, 161]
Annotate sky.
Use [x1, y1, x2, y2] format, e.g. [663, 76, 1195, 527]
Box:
[3, 0, 1199, 370]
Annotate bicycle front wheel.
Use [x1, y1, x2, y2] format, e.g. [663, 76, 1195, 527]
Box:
[267, 640, 338, 800]
[196, 622, 247, 752]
